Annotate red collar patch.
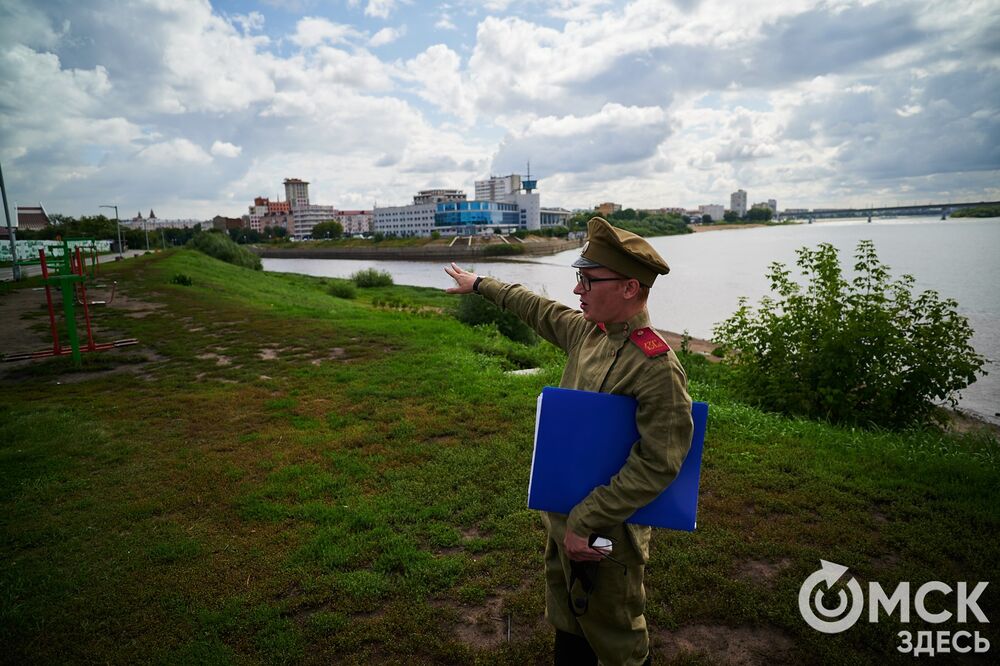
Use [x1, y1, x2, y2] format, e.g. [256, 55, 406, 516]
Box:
[597, 322, 607, 332]
[630, 327, 671, 357]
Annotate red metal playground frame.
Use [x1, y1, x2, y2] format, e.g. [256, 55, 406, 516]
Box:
[1, 244, 137, 363]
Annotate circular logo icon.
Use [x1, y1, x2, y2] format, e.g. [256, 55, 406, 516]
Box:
[798, 560, 864, 634]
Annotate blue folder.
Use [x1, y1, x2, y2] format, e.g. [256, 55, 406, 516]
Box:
[527, 386, 708, 531]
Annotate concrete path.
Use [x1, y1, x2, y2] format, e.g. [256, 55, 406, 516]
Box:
[1, 250, 148, 281]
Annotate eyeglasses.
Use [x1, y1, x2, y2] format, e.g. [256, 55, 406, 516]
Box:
[576, 270, 628, 292]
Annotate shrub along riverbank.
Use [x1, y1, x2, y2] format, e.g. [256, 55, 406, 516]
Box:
[1, 249, 997, 664]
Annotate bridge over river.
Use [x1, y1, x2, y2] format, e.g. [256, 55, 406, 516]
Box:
[778, 200, 1000, 221]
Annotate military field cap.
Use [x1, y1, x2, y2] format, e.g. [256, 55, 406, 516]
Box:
[572, 216, 670, 287]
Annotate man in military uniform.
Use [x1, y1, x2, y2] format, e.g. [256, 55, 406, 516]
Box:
[445, 217, 693, 666]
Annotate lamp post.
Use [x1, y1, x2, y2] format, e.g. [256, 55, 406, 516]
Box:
[1, 160, 20, 280]
[99, 204, 122, 258]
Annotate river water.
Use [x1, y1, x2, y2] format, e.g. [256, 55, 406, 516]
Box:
[263, 216, 1000, 424]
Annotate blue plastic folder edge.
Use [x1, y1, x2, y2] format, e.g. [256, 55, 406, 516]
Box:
[527, 386, 708, 531]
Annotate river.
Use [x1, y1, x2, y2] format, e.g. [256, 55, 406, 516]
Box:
[263, 216, 1000, 425]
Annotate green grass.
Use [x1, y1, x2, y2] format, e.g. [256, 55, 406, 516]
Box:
[1, 248, 996, 664]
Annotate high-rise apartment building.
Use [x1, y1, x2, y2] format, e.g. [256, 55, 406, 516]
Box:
[283, 178, 310, 210]
[475, 174, 522, 202]
[730, 189, 748, 217]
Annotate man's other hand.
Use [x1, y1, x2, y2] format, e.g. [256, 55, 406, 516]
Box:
[444, 262, 478, 294]
[564, 530, 604, 562]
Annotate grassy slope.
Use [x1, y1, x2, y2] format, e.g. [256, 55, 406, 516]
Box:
[1, 249, 996, 665]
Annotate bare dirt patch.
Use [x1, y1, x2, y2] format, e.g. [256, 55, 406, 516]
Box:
[736, 558, 793, 586]
[451, 596, 509, 650]
[654, 624, 796, 665]
[0, 288, 53, 357]
[107, 293, 165, 315]
[310, 348, 346, 365]
[460, 526, 488, 542]
[197, 353, 232, 366]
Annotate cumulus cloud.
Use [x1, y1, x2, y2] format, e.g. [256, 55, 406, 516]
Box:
[138, 139, 213, 165]
[231, 11, 265, 34]
[365, 0, 399, 20]
[291, 16, 363, 48]
[1, 0, 997, 217]
[435, 15, 457, 30]
[211, 141, 242, 158]
[369, 25, 405, 46]
[403, 44, 475, 123]
[492, 104, 671, 176]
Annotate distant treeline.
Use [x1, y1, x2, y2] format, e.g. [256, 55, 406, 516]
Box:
[567, 209, 692, 237]
[16, 214, 291, 247]
[951, 205, 1000, 218]
[15, 214, 202, 248]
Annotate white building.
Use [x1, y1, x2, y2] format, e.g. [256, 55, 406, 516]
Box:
[730, 189, 748, 217]
[123, 216, 206, 230]
[540, 207, 572, 228]
[767, 199, 778, 214]
[294, 204, 339, 238]
[373, 203, 437, 237]
[698, 204, 725, 221]
[335, 211, 373, 235]
[475, 174, 522, 201]
[413, 189, 467, 205]
[510, 190, 541, 231]
[475, 174, 542, 230]
[374, 190, 468, 237]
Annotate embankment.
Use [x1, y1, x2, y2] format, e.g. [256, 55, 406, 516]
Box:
[253, 237, 582, 261]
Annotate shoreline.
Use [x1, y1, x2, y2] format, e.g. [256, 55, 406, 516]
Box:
[255, 237, 582, 261]
[662, 329, 999, 434]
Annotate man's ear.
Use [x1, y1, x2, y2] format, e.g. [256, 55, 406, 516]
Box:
[624, 279, 642, 299]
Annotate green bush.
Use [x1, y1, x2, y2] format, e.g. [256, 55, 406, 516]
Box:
[187, 231, 262, 270]
[171, 273, 193, 286]
[328, 281, 356, 299]
[712, 240, 986, 428]
[455, 294, 538, 345]
[482, 244, 525, 257]
[351, 268, 393, 287]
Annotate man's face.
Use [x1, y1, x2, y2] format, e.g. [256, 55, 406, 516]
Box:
[573, 267, 630, 323]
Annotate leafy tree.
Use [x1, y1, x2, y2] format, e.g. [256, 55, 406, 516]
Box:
[723, 211, 740, 222]
[312, 220, 343, 239]
[747, 207, 773, 221]
[610, 208, 637, 221]
[950, 205, 1000, 218]
[608, 214, 690, 238]
[228, 228, 262, 244]
[713, 241, 986, 429]
[702, 214, 712, 224]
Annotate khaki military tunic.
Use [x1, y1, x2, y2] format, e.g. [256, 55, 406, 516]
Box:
[477, 278, 694, 666]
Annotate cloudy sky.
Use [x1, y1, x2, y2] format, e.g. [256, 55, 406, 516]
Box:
[1, 0, 998, 220]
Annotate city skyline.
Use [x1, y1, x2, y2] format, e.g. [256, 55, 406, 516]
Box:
[2, 0, 998, 219]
